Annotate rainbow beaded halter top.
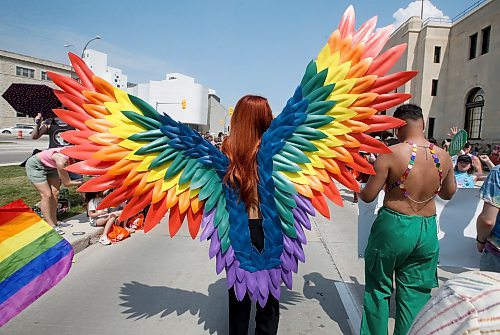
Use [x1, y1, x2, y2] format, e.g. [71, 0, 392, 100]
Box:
[386, 141, 443, 204]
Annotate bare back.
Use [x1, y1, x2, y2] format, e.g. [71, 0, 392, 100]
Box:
[383, 142, 453, 216]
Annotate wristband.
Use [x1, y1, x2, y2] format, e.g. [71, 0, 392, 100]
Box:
[476, 236, 486, 244]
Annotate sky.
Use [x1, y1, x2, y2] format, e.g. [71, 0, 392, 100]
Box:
[0, 0, 477, 112]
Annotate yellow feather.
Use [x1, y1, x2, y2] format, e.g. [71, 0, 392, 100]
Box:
[311, 141, 337, 158]
[136, 156, 155, 172]
[316, 44, 333, 71]
[282, 171, 310, 185]
[146, 163, 170, 183]
[113, 89, 142, 114]
[161, 172, 182, 192]
[326, 105, 357, 121]
[326, 61, 351, 84]
[320, 122, 351, 136]
[308, 154, 326, 168]
[176, 181, 191, 195]
[119, 139, 143, 151]
[330, 78, 357, 96]
[189, 188, 200, 198]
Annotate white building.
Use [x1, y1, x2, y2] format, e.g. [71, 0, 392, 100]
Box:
[383, 0, 499, 143]
[82, 49, 128, 89]
[128, 73, 228, 134]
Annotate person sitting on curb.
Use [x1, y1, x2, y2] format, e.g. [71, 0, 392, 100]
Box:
[25, 147, 82, 234]
[86, 191, 124, 245]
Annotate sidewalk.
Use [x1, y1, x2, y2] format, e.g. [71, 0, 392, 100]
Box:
[59, 212, 104, 254]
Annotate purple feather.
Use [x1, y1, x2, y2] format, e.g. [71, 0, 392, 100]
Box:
[201, 208, 216, 228]
[226, 264, 236, 288]
[257, 271, 269, 295]
[294, 221, 307, 244]
[215, 251, 225, 274]
[209, 234, 221, 259]
[293, 194, 315, 216]
[200, 218, 216, 241]
[234, 280, 247, 301]
[245, 271, 257, 294]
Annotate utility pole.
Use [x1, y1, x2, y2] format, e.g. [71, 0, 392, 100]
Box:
[421, 0, 424, 20]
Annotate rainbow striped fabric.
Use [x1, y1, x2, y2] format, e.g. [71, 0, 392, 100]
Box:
[0, 199, 73, 326]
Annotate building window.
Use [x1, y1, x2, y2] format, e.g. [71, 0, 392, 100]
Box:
[434, 46, 441, 63]
[16, 66, 34, 78]
[481, 26, 491, 55]
[427, 117, 435, 139]
[41, 71, 50, 81]
[464, 88, 484, 139]
[431, 79, 438, 96]
[469, 33, 478, 60]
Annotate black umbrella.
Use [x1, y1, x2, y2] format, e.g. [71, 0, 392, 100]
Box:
[2, 83, 61, 119]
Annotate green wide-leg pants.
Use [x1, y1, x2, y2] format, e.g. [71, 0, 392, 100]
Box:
[360, 207, 439, 335]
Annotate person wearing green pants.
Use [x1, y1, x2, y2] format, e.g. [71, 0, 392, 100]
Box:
[359, 104, 457, 334]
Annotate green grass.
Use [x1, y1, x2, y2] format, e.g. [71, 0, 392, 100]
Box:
[0, 165, 85, 220]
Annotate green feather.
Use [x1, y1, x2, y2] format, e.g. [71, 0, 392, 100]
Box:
[129, 129, 165, 142]
[179, 159, 200, 185]
[301, 69, 328, 97]
[135, 137, 170, 155]
[275, 198, 294, 224]
[305, 84, 335, 103]
[282, 221, 297, 238]
[294, 125, 328, 140]
[274, 187, 297, 207]
[287, 135, 318, 152]
[219, 224, 230, 253]
[281, 143, 310, 163]
[300, 60, 318, 88]
[128, 94, 161, 120]
[150, 147, 178, 169]
[204, 183, 222, 213]
[273, 154, 301, 172]
[190, 168, 216, 190]
[303, 115, 334, 128]
[165, 153, 188, 179]
[122, 111, 162, 130]
[272, 170, 297, 194]
[198, 176, 220, 201]
[307, 100, 337, 116]
[213, 196, 226, 227]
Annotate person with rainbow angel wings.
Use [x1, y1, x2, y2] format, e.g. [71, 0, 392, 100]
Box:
[47, 6, 416, 334]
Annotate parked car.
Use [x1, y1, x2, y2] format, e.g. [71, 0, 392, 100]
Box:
[0, 124, 35, 136]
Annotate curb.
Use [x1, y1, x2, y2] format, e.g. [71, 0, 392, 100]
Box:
[58, 212, 104, 254]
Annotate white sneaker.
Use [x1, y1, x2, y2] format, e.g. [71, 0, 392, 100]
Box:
[99, 236, 111, 245]
[54, 226, 65, 235]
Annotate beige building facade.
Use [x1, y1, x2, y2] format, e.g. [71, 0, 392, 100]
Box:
[384, 0, 499, 143]
[0, 50, 73, 128]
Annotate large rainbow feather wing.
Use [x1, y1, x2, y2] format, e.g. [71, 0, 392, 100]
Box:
[250, 6, 417, 296]
[48, 54, 231, 250]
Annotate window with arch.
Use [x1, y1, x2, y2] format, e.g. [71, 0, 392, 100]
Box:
[464, 88, 484, 139]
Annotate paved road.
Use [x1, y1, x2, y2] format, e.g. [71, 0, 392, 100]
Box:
[0, 135, 49, 165]
[2, 185, 468, 334]
[2, 208, 355, 335]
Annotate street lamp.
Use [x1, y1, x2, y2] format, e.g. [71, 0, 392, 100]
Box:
[81, 36, 102, 58]
[63, 44, 74, 53]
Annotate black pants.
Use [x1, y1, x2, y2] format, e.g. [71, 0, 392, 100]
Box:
[228, 219, 280, 335]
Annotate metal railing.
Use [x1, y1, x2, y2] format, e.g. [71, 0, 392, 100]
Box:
[452, 0, 489, 22]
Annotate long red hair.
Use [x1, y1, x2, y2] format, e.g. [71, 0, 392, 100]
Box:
[222, 95, 273, 210]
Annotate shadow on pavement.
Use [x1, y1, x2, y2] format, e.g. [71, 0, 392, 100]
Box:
[119, 278, 303, 334]
[303, 272, 354, 334]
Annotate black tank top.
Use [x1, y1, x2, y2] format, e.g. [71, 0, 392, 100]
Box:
[47, 118, 74, 148]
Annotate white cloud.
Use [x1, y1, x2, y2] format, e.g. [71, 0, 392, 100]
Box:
[392, 1, 449, 30]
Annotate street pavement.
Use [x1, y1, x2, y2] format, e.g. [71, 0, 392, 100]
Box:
[0, 134, 49, 165]
[1, 185, 471, 335]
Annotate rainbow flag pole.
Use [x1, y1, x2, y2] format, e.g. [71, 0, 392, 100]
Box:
[0, 199, 74, 326]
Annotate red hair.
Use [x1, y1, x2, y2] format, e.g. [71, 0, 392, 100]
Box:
[222, 95, 273, 210]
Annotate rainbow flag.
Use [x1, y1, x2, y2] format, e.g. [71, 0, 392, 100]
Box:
[0, 199, 73, 326]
